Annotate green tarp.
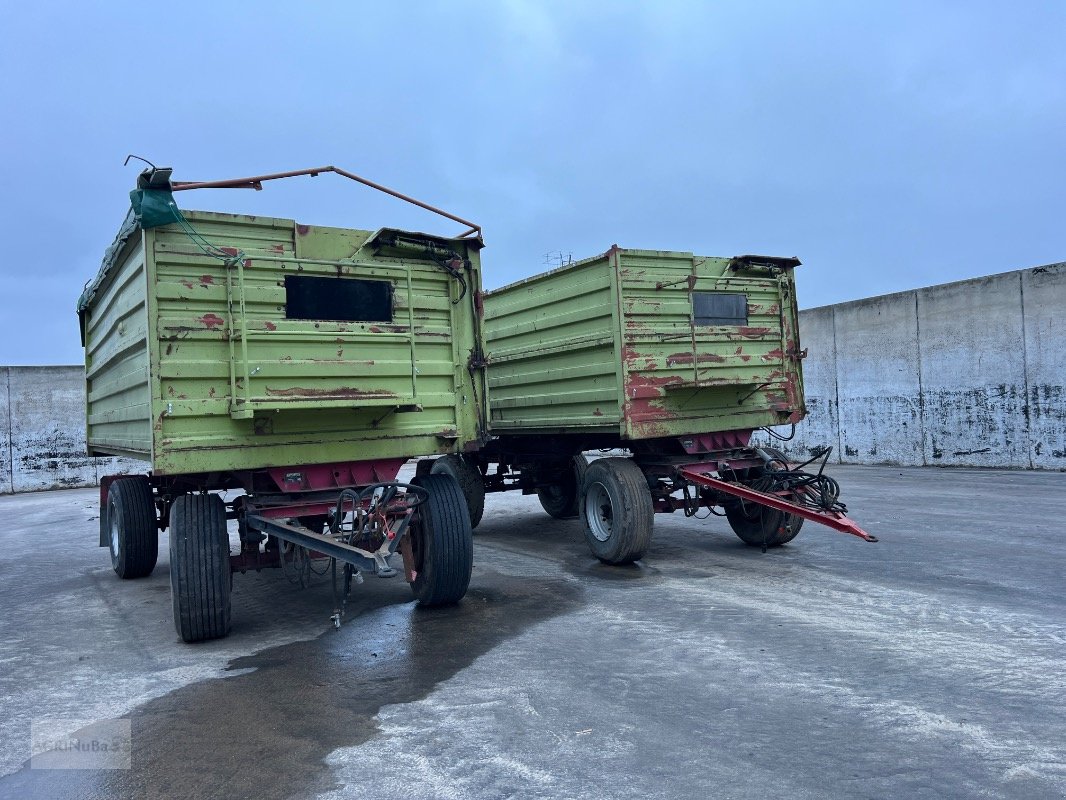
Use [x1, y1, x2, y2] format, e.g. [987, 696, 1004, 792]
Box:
[129, 188, 179, 229]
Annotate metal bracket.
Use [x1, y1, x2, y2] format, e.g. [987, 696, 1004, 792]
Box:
[245, 515, 390, 573]
[170, 164, 483, 240]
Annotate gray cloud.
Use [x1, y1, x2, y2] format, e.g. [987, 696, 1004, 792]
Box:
[1, 1, 1062, 363]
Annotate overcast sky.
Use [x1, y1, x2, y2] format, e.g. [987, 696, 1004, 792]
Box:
[1, 1, 1062, 364]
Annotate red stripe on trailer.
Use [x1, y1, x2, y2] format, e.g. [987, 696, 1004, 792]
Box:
[265, 458, 407, 493]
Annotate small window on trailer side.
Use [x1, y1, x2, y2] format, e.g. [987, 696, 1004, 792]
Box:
[284, 275, 393, 323]
[692, 292, 748, 326]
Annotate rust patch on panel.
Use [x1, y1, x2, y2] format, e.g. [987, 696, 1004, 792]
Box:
[264, 386, 397, 399]
[735, 326, 772, 338]
[200, 274, 215, 286]
[621, 345, 658, 371]
[624, 373, 684, 414]
[629, 298, 662, 310]
[628, 417, 672, 438]
[161, 326, 195, 339]
[200, 313, 225, 329]
[264, 321, 277, 331]
[667, 351, 726, 366]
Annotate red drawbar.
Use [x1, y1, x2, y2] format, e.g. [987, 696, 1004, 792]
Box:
[678, 466, 878, 542]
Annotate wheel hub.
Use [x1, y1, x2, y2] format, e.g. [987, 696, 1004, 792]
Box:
[110, 516, 120, 556]
[585, 482, 613, 542]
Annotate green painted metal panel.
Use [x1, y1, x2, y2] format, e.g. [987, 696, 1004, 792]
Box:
[83, 233, 153, 460]
[83, 209, 486, 475]
[485, 247, 806, 440]
[485, 258, 618, 431]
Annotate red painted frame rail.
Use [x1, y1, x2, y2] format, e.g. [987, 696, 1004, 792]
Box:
[677, 466, 879, 542]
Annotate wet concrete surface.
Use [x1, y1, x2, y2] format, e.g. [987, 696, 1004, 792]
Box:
[0, 464, 1064, 799]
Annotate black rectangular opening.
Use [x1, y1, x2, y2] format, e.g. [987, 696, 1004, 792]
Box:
[284, 275, 393, 323]
[693, 292, 748, 326]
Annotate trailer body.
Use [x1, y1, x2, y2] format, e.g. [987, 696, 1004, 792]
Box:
[420, 246, 873, 563]
[80, 170, 485, 643]
[484, 247, 805, 444]
[80, 209, 487, 475]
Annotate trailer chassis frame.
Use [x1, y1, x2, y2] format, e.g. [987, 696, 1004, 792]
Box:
[438, 432, 878, 551]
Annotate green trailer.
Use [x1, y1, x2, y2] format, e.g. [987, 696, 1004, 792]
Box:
[418, 246, 875, 561]
[486, 246, 807, 438]
[79, 164, 488, 641]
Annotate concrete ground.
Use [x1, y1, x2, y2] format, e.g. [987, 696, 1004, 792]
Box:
[0, 464, 1063, 799]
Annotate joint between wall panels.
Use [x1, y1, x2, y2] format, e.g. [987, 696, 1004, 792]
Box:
[4, 367, 13, 494]
[830, 307, 843, 463]
[914, 292, 927, 467]
[1018, 272, 1034, 469]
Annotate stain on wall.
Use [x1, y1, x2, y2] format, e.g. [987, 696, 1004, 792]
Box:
[0, 370, 11, 495]
[2, 366, 143, 494]
[918, 272, 1030, 468]
[835, 292, 925, 466]
[1021, 266, 1066, 468]
[768, 262, 1065, 469]
[783, 305, 839, 460]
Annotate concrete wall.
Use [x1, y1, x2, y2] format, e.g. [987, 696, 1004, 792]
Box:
[1, 366, 143, 494]
[773, 262, 1065, 469]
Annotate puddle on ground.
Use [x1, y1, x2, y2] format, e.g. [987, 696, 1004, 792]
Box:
[0, 569, 583, 800]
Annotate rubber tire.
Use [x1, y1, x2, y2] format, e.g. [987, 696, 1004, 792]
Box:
[724, 446, 805, 548]
[579, 457, 654, 565]
[536, 454, 589, 519]
[725, 502, 803, 547]
[430, 455, 485, 529]
[409, 474, 474, 606]
[169, 493, 231, 643]
[107, 477, 158, 579]
[763, 448, 804, 542]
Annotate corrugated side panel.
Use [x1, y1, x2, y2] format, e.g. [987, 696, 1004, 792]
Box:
[146, 211, 484, 475]
[618, 249, 805, 439]
[84, 234, 153, 459]
[485, 255, 620, 432]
